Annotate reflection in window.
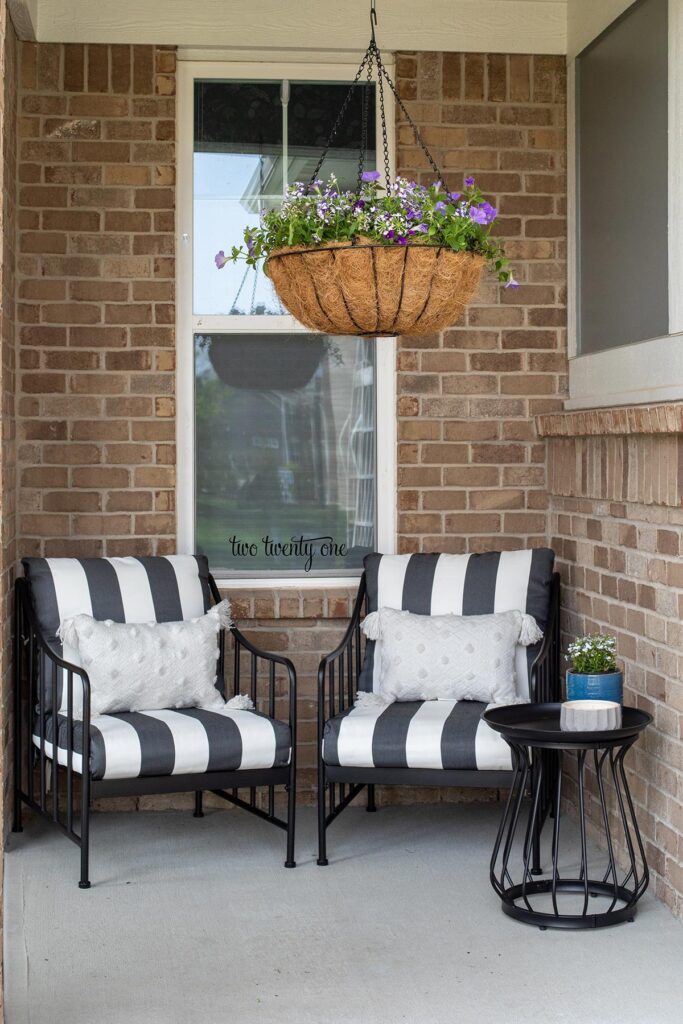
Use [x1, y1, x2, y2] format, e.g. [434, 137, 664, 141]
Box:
[193, 79, 375, 315]
[195, 334, 376, 575]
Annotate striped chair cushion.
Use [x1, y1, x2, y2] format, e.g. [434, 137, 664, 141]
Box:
[22, 555, 214, 712]
[323, 700, 512, 772]
[358, 548, 555, 700]
[33, 707, 291, 781]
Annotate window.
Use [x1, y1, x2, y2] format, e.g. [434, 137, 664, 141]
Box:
[567, 0, 683, 409]
[575, 0, 668, 355]
[177, 62, 396, 581]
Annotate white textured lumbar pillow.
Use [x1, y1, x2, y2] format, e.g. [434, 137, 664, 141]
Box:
[361, 607, 543, 704]
[59, 600, 232, 719]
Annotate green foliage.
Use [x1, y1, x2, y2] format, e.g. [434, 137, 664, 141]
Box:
[216, 174, 518, 287]
[566, 633, 618, 674]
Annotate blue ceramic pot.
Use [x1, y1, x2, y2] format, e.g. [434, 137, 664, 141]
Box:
[566, 671, 623, 704]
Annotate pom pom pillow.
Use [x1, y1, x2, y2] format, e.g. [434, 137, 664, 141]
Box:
[59, 600, 232, 719]
[361, 607, 543, 704]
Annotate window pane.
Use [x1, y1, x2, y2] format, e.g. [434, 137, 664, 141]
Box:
[195, 333, 376, 575]
[288, 81, 375, 190]
[193, 79, 376, 315]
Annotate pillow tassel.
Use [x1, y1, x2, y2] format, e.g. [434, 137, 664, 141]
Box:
[212, 598, 233, 630]
[519, 614, 543, 646]
[226, 693, 254, 710]
[354, 690, 391, 709]
[360, 611, 381, 640]
[58, 616, 79, 648]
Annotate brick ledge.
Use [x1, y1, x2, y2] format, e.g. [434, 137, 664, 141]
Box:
[536, 402, 683, 438]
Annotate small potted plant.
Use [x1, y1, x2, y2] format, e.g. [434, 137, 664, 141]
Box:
[565, 633, 623, 704]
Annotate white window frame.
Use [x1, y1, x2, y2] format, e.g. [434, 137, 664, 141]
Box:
[176, 58, 397, 586]
[566, 0, 683, 410]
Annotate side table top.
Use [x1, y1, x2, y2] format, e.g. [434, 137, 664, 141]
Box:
[483, 702, 652, 748]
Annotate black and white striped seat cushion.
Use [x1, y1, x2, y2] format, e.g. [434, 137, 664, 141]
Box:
[33, 706, 291, 781]
[359, 549, 555, 700]
[323, 700, 512, 771]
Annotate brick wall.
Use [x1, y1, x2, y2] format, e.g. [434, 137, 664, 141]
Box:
[0, 0, 17, 1006]
[10, 47, 568, 811]
[16, 42, 177, 559]
[541, 404, 683, 918]
[395, 52, 566, 553]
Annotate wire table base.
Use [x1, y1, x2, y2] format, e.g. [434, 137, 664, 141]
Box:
[485, 705, 651, 930]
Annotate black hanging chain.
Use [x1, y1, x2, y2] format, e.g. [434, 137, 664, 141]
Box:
[308, 1, 445, 191]
[308, 49, 373, 186]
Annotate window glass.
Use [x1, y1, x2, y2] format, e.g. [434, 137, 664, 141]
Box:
[195, 333, 376, 575]
[193, 79, 375, 315]
[576, 0, 668, 352]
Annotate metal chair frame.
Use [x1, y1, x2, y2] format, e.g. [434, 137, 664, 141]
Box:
[12, 574, 297, 887]
[316, 572, 561, 867]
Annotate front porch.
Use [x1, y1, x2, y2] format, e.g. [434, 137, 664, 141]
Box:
[7, 804, 683, 1024]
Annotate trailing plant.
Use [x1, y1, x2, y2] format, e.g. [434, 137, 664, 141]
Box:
[216, 172, 518, 287]
[566, 633, 618, 675]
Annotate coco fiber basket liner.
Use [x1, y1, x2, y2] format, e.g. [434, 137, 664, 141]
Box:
[266, 240, 485, 336]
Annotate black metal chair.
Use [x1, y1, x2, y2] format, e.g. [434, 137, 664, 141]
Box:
[316, 551, 561, 867]
[12, 556, 297, 886]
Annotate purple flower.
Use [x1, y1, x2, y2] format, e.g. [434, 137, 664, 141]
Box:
[214, 250, 228, 269]
[417, 223, 429, 233]
[361, 170, 381, 182]
[354, 199, 366, 211]
[505, 278, 520, 289]
[469, 206, 488, 225]
[246, 236, 256, 256]
[479, 201, 497, 224]
[384, 229, 395, 240]
[397, 236, 408, 245]
[432, 180, 443, 190]
[434, 201, 447, 214]
[448, 191, 461, 201]
[406, 208, 419, 220]
[464, 176, 475, 187]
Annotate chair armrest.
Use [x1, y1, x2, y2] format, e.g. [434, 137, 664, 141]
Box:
[207, 575, 296, 728]
[318, 575, 366, 733]
[528, 572, 561, 704]
[16, 578, 92, 715]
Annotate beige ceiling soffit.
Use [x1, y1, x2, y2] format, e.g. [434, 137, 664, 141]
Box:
[8, 0, 37, 40]
[35, 0, 567, 54]
[177, 48, 371, 64]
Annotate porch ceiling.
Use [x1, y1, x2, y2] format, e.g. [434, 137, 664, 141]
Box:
[13, 0, 567, 54]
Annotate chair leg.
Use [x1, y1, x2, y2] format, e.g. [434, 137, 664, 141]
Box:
[531, 752, 543, 875]
[317, 763, 329, 866]
[12, 623, 23, 834]
[193, 790, 204, 817]
[284, 763, 296, 868]
[79, 775, 91, 889]
[12, 787, 23, 833]
[366, 783, 377, 813]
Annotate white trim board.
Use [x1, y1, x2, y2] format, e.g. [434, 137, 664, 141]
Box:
[35, 0, 566, 53]
[176, 58, 397, 587]
[566, 333, 683, 409]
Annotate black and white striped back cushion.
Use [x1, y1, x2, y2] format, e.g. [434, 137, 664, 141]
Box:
[358, 549, 555, 700]
[23, 555, 213, 714]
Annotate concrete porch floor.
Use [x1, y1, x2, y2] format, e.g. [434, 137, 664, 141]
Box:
[5, 803, 683, 1024]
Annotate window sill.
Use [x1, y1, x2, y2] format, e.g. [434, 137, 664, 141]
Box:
[565, 333, 683, 411]
[212, 575, 362, 590]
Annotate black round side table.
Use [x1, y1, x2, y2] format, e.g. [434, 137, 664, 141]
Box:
[483, 703, 652, 930]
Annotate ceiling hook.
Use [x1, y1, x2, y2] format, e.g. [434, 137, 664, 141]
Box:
[370, 0, 378, 44]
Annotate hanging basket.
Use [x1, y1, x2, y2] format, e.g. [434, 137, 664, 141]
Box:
[266, 240, 484, 337]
